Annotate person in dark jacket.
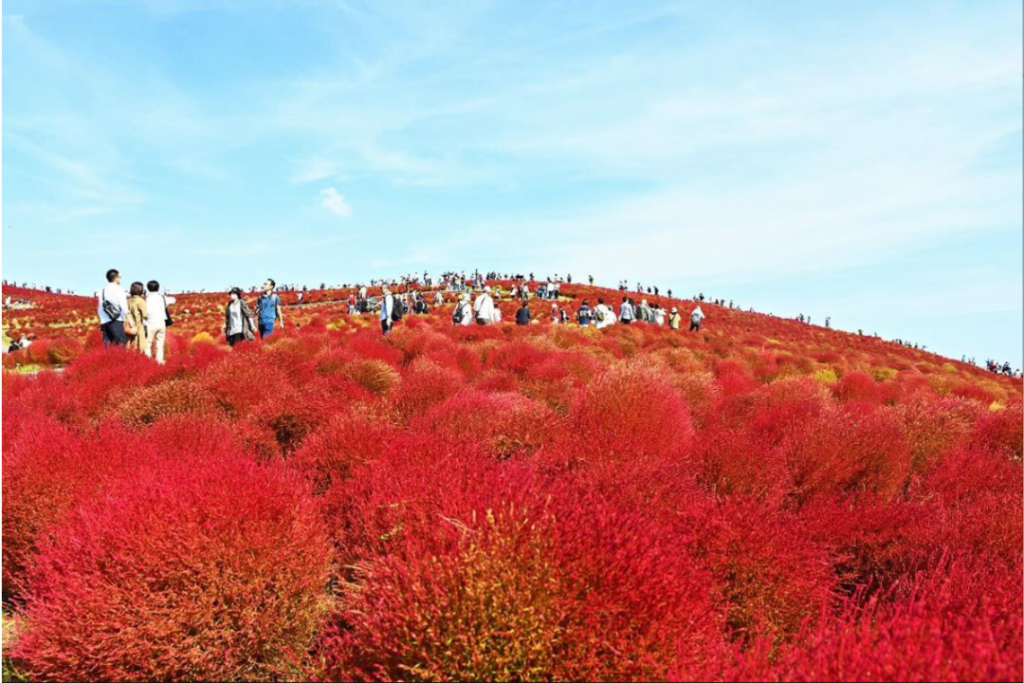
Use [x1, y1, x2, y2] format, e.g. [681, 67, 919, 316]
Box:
[516, 300, 532, 326]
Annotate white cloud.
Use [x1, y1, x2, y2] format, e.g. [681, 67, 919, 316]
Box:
[289, 157, 337, 184]
[319, 187, 352, 219]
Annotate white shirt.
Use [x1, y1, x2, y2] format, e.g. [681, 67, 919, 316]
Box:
[146, 292, 177, 329]
[491, 306, 502, 324]
[97, 283, 129, 324]
[654, 309, 666, 326]
[457, 300, 473, 326]
[594, 304, 614, 329]
[691, 306, 706, 322]
[473, 293, 494, 322]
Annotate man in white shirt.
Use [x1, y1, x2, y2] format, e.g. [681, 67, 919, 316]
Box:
[473, 286, 495, 325]
[690, 305, 706, 332]
[594, 297, 615, 329]
[97, 268, 129, 346]
[145, 280, 176, 364]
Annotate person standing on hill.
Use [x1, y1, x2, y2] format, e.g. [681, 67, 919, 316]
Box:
[98, 268, 129, 347]
[594, 298, 615, 329]
[577, 300, 593, 327]
[619, 297, 635, 325]
[222, 287, 256, 346]
[669, 307, 682, 330]
[689, 305, 705, 332]
[126, 282, 149, 353]
[380, 285, 395, 336]
[473, 286, 495, 325]
[453, 293, 473, 326]
[516, 300, 532, 326]
[653, 304, 666, 326]
[256, 279, 283, 339]
[144, 280, 176, 364]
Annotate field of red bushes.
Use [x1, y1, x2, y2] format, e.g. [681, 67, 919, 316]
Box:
[2, 280, 1022, 682]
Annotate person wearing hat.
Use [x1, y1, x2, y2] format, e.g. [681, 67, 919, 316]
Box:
[473, 285, 495, 325]
[669, 306, 682, 330]
[453, 293, 473, 326]
[222, 287, 257, 346]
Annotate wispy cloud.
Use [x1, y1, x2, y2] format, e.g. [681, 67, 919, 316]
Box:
[319, 187, 352, 219]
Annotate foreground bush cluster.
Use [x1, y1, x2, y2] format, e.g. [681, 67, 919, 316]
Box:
[2, 286, 1022, 682]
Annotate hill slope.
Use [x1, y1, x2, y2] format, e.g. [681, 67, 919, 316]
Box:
[3, 281, 1022, 681]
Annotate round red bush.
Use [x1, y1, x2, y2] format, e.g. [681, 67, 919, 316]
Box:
[2, 417, 137, 597]
[416, 389, 559, 460]
[569, 359, 694, 463]
[14, 453, 332, 682]
[317, 468, 726, 682]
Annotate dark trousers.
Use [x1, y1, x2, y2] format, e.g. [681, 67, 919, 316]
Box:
[381, 320, 392, 335]
[101, 320, 127, 346]
[690, 321, 701, 332]
[227, 333, 245, 347]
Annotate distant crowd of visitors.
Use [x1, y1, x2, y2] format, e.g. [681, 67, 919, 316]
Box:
[2, 271, 1018, 378]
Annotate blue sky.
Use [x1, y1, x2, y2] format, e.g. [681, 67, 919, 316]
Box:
[3, 0, 1022, 364]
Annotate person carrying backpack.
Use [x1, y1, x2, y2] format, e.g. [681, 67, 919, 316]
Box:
[144, 280, 176, 364]
[453, 293, 473, 326]
[97, 268, 129, 346]
[473, 286, 495, 325]
[594, 297, 615, 329]
[256, 279, 284, 339]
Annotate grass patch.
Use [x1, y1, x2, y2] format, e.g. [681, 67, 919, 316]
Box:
[2, 613, 26, 683]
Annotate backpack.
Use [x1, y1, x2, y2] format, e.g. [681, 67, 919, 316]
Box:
[596, 308, 606, 322]
[390, 296, 404, 322]
[452, 303, 465, 324]
[163, 294, 174, 327]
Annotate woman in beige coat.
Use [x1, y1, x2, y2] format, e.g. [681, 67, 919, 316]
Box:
[127, 282, 149, 353]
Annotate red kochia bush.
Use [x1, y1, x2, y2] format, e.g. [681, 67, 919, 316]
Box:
[46, 337, 84, 365]
[834, 370, 883, 404]
[15, 453, 332, 682]
[742, 560, 1024, 682]
[318, 465, 726, 682]
[416, 389, 559, 460]
[2, 417, 136, 597]
[970, 404, 1023, 461]
[394, 358, 465, 417]
[568, 359, 694, 463]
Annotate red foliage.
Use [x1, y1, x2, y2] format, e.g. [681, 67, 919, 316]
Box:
[2, 280, 1021, 680]
[834, 370, 883, 404]
[569, 359, 694, 463]
[13, 453, 332, 682]
[734, 560, 1023, 682]
[2, 417, 136, 596]
[415, 389, 560, 460]
[317, 460, 727, 682]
